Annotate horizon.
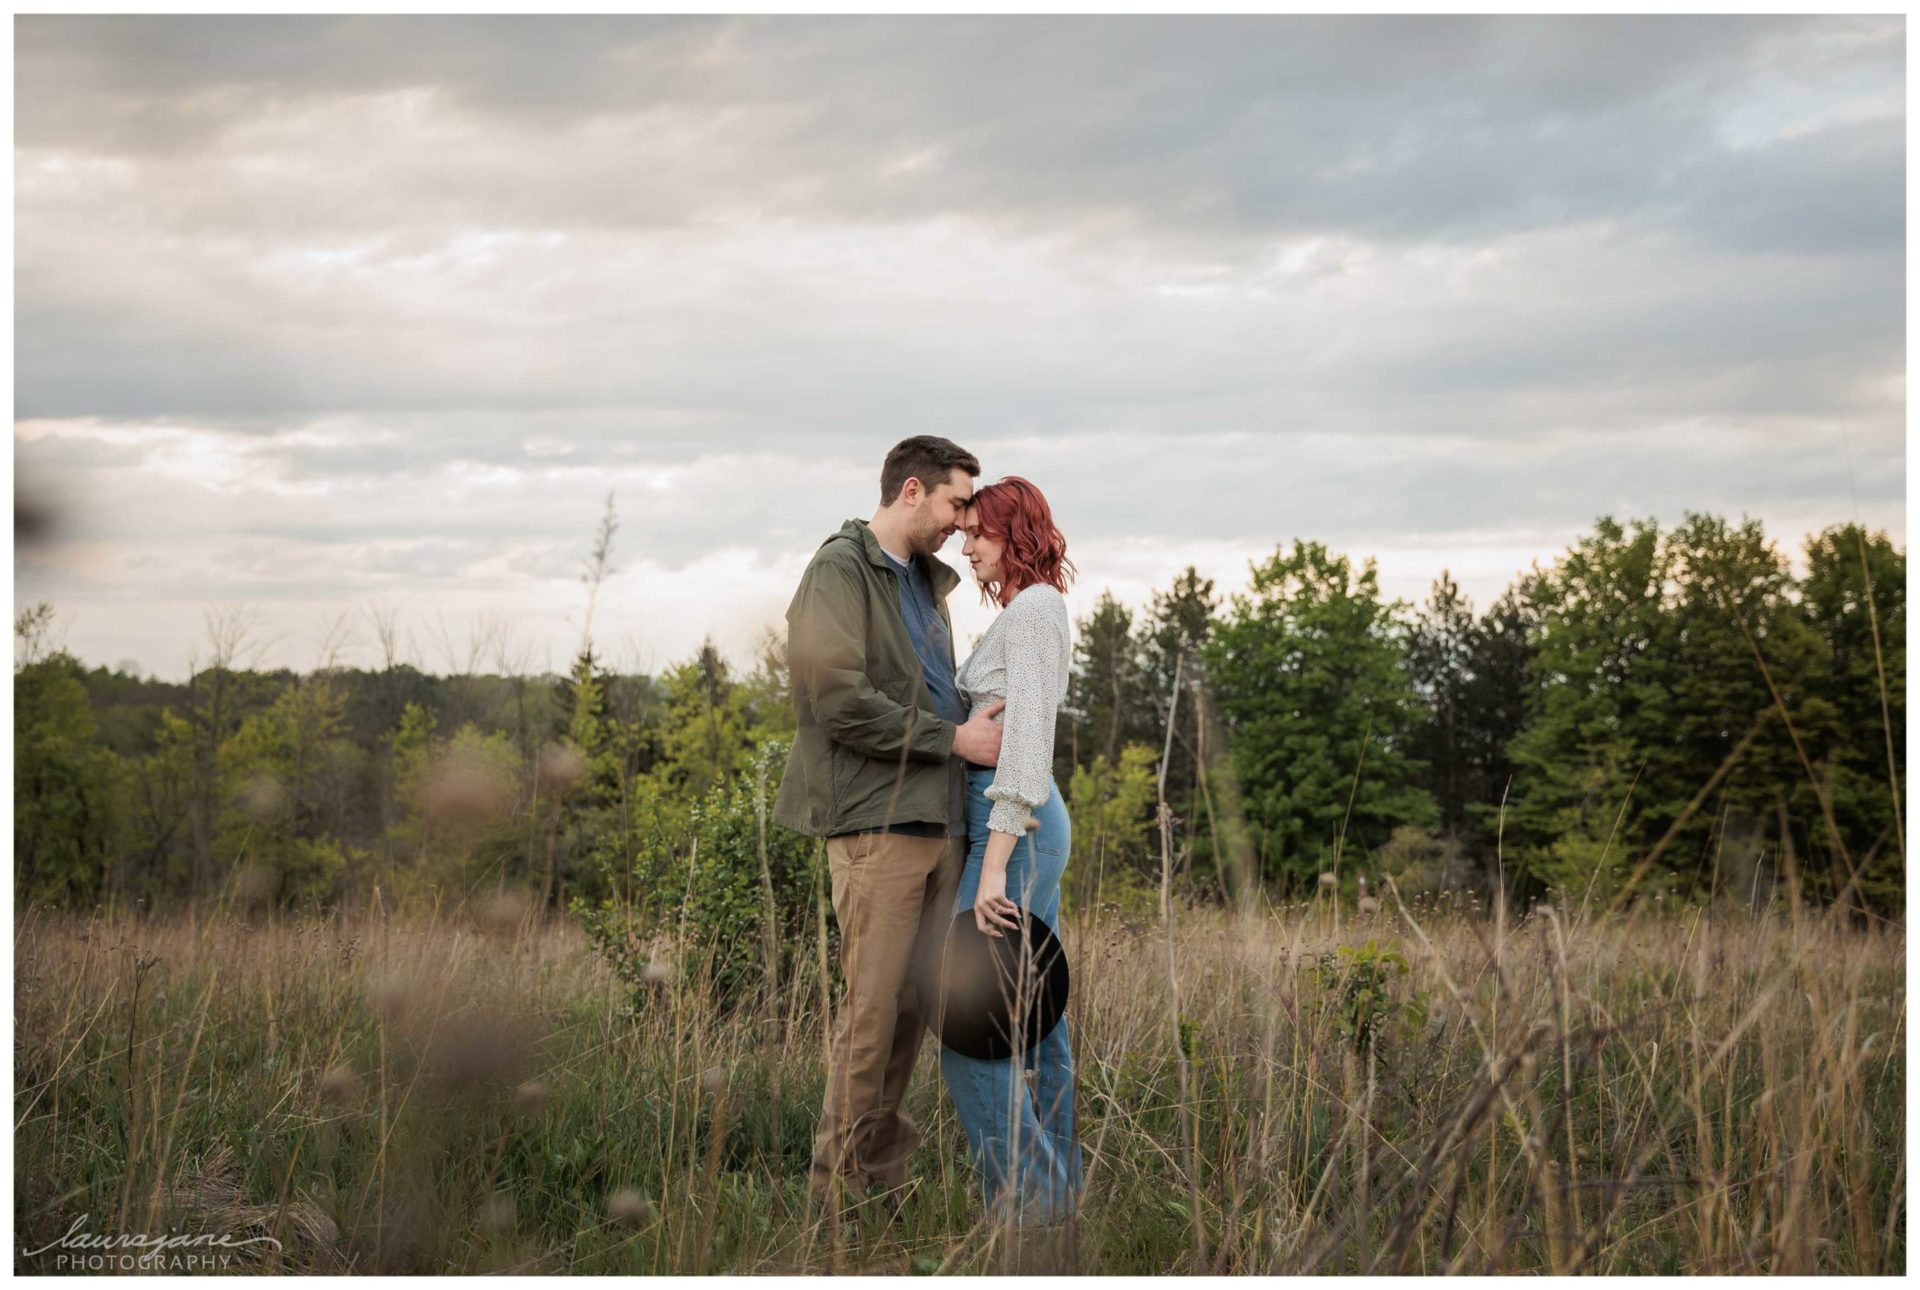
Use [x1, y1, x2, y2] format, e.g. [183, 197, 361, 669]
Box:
[21, 509, 1898, 686]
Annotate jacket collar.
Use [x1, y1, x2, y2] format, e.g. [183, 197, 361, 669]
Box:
[834, 518, 961, 599]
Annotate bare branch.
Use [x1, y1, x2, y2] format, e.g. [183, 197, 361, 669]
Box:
[362, 599, 403, 671]
[468, 609, 509, 676]
[314, 609, 360, 674]
[488, 614, 536, 679]
[202, 604, 277, 673]
[426, 611, 471, 678]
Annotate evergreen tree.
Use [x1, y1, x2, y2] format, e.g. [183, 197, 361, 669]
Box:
[1065, 591, 1157, 775]
[1457, 580, 1542, 854]
[1139, 568, 1220, 871]
[656, 639, 759, 800]
[1406, 571, 1478, 841]
[536, 645, 623, 908]
[556, 645, 621, 800]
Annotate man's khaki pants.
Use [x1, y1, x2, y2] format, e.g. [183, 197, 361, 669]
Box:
[810, 829, 965, 1201]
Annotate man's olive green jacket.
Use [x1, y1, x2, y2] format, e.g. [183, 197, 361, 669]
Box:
[773, 519, 964, 837]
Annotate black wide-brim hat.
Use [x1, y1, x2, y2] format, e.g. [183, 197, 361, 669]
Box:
[915, 906, 1070, 1061]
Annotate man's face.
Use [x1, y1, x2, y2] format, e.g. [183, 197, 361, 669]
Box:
[909, 469, 975, 555]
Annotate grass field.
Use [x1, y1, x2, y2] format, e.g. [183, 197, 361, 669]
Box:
[13, 891, 1905, 1274]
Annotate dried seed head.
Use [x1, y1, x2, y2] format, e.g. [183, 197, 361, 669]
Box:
[319, 1065, 359, 1104]
[236, 862, 279, 909]
[368, 971, 417, 1022]
[422, 749, 515, 827]
[479, 1193, 516, 1236]
[536, 742, 590, 795]
[237, 773, 291, 823]
[479, 888, 532, 933]
[430, 1012, 532, 1091]
[513, 1080, 549, 1114]
[609, 1188, 657, 1227]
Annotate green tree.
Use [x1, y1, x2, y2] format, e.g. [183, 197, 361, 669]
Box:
[1139, 568, 1220, 868]
[1066, 742, 1162, 915]
[1406, 572, 1478, 842]
[656, 639, 760, 799]
[1653, 514, 1831, 901]
[124, 708, 196, 900]
[15, 648, 125, 906]
[1063, 591, 1156, 777]
[181, 609, 279, 900]
[541, 644, 637, 909]
[1504, 515, 1835, 908]
[1503, 518, 1666, 900]
[215, 677, 364, 906]
[1800, 524, 1905, 911]
[739, 627, 797, 741]
[388, 701, 524, 901]
[554, 648, 613, 771]
[1458, 580, 1542, 853]
[1204, 541, 1437, 888]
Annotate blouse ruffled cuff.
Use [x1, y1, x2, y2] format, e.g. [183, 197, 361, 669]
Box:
[986, 795, 1035, 837]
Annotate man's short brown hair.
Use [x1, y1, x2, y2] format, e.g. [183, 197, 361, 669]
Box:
[880, 436, 980, 507]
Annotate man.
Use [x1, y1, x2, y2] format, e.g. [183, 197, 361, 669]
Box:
[774, 435, 1006, 1212]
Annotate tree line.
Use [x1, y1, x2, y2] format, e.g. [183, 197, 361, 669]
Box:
[14, 513, 1906, 943]
[1060, 515, 1903, 919]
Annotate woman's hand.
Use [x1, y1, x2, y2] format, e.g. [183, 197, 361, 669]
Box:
[973, 862, 1020, 938]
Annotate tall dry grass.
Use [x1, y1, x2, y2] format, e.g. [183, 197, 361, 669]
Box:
[13, 889, 1904, 1274]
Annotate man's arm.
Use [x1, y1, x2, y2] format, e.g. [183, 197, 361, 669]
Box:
[789, 557, 956, 762]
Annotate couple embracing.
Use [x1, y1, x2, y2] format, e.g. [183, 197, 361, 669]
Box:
[772, 435, 1081, 1229]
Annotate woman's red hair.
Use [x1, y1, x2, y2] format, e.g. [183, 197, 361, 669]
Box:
[968, 476, 1076, 606]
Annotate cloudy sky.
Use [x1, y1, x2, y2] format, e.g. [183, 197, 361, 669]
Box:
[14, 16, 1905, 681]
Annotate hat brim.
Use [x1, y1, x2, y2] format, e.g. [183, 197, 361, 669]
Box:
[917, 906, 1071, 1061]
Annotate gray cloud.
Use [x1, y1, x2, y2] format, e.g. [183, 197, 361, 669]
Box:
[17, 16, 1899, 247]
[13, 16, 1904, 678]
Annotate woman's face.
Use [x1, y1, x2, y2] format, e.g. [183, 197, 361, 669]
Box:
[960, 507, 1006, 591]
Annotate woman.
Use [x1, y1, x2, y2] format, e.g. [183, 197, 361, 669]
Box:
[942, 475, 1082, 1228]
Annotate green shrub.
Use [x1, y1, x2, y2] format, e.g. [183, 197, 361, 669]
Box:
[1307, 937, 1429, 1055]
[574, 740, 830, 1011]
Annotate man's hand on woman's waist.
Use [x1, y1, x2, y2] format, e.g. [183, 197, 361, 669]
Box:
[951, 699, 1005, 766]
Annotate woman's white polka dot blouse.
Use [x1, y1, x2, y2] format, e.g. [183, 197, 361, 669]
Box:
[955, 583, 1073, 838]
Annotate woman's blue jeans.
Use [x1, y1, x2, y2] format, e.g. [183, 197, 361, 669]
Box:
[939, 766, 1082, 1226]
